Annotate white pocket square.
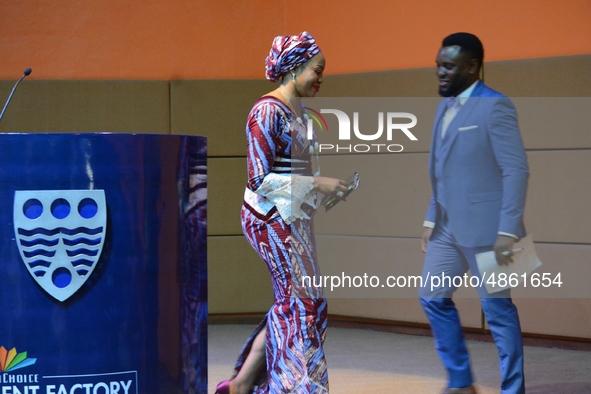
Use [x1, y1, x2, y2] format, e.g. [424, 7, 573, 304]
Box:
[458, 125, 478, 131]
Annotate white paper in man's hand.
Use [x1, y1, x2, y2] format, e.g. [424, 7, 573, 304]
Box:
[475, 234, 543, 294]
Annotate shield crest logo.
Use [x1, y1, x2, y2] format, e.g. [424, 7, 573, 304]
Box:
[13, 190, 107, 302]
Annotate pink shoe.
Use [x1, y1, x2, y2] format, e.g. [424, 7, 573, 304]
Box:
[215, 380, 233, 394]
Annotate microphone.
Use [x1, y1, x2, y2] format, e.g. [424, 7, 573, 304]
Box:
[0, 68, 33, 121]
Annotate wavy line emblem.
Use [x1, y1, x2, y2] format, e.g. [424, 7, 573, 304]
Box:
[13, 190, 107, 302]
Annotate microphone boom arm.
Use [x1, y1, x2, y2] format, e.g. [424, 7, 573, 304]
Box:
[0, 68, 32, 122]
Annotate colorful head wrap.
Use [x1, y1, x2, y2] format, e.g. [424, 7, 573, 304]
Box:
[265, 31, 321, 82]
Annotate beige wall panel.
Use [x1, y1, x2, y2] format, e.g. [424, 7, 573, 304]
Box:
[485, 55, 591, 97]
[306, 96, 591, 154]
[0, 80, 170, 133]
[317, 235, 483, 327]
[328, 298, 482, 328]
[324, 56, 591, 99]
[485, 244, 591, 338]
[324, 68, 438, 97]
[534, 243, 591, 300]
[328, 298, 427, 324]
[488, 57, 588, 150]
[308, 97, 437, 154]
[508, 242, 591, 300]
[513, 298, 591, 339]
[324, 240, 591, 336]
[208, 236, 274, 314]
[314, 152, 431, 238]
[208, 157, 247, 236]
[514, 98, 591, 150]
[515, 242, 591, 338]
[525, 150, 591, 244]
[314, 138, 591, 244]
[313, 149, 591, 244]
[323, 56, 591, 151]
[170, 80, 270, 157]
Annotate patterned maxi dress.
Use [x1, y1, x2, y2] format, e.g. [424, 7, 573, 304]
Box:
[237, 96, 328, 393]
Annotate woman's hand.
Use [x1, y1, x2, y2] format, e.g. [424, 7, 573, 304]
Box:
[312, 176, 348, 199]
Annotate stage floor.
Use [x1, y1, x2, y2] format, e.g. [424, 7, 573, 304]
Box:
[209, 323, 591, 393]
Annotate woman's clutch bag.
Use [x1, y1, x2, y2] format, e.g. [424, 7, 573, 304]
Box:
[321, 172, 360, 212]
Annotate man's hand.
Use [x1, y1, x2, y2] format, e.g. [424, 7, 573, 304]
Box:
[494, 235, 515, 265]
[421, 227, 433, 253]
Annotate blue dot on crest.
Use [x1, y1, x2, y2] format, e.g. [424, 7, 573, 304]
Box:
[23, 199, 43, 219]
[51, 198, 71, 219]
[52, 267, 72, 288]
[78, 198, 98, 219]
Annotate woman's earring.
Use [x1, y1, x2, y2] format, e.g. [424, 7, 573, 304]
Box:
[291, 71, 297, 83]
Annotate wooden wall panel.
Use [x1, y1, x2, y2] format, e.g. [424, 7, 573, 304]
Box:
[317, 235, 482, 328]
[324, 68, 437, 97]
[324, 55, 591, 98]
[304, 96, 591, 154]
[485, 55, 591, 97]
[207, 157, 246, 236]
[322, 57, 591, 152]
[525, 150, 591, 244]
[515, 98, 591, 150]
[170, 80, 270, 157]
[328, 298, 482, 329]
[0, 80, 170, 133]
[208, 236, 273, 314]
[306, 96, 437, 154]
[514, 297, 591, 339]
[314, 152, 431, 238]
[493, 242, 591, 337]
[311, 139, 591, 245]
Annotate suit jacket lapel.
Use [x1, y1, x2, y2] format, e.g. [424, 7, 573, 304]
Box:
[443, 81, 484, 146]
[430, 81, 487, 183]
[444, 99, 475, 144]
[429, 101, 447, 175]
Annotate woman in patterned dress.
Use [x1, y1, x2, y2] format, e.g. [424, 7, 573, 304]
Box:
[215, 32, 348, 394]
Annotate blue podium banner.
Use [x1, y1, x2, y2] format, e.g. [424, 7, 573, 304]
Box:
[0, 133, 207, 393]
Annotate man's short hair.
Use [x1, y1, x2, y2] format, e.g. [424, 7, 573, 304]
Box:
[442, 32, 484, 68]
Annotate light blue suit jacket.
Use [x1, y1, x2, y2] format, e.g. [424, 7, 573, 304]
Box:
[425, 81, 529, 247]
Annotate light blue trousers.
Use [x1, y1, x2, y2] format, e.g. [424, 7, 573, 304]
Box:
[419, 221, 525, 394]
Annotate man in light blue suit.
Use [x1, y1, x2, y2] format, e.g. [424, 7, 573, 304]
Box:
[419, 33, 529, 394]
